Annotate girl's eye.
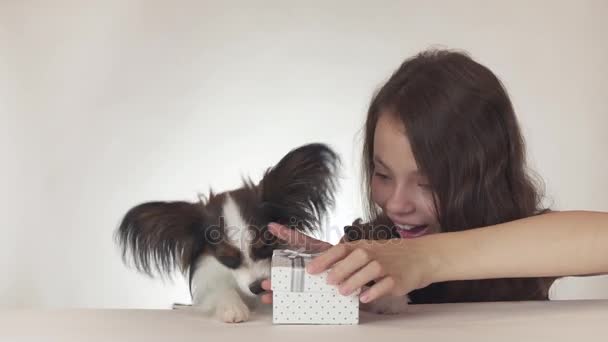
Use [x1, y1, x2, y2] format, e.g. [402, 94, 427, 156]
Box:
[373, 171, 390, 180]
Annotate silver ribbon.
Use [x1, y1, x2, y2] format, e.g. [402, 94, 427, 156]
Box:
[275, 249, 316, 292]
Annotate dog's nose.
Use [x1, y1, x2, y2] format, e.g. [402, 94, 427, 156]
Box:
[248, 280, 264, 295]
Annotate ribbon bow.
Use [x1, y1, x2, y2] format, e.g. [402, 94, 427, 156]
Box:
[278, 248, 315, 259]
[275, 249, 317, 292]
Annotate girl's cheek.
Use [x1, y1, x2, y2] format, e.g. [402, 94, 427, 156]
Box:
[370, 179, 388, 208]
[421, 191, 440, 226]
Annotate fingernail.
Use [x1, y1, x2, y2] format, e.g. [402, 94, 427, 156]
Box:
[326, 275, 336, 285]
[340, 286, 351, 296]
[360, 291, 369, 303]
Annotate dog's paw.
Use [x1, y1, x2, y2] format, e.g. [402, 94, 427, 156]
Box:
[216, 299, 250, 323]
[361, 295, 410, 315]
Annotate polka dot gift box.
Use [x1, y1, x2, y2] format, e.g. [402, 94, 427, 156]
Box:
[271, 249, 359, 325]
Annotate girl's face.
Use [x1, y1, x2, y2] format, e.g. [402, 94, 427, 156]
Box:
[371, 112, 441, 238]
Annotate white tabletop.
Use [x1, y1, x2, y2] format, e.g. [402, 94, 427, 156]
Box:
[1, 300, 607, 341]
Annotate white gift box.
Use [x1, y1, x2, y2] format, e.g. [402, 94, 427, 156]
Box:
[271, 249, 359, 325]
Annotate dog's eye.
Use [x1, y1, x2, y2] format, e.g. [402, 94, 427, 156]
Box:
[254, 244, 275, 259]
[217, 254, 242, 269]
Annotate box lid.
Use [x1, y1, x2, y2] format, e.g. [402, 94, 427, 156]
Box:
[271, 249, 359, 295]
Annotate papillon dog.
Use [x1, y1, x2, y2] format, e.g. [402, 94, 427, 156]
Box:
[115, 143, 340, 322]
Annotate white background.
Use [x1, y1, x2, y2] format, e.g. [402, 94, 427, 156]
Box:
[1, 0, 606, 308]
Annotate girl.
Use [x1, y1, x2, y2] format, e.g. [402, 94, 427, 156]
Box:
[260, 49, 608, 309]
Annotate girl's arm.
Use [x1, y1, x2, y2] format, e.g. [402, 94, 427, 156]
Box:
[429, 210, 608, 283]
[265, 211, 608, 304]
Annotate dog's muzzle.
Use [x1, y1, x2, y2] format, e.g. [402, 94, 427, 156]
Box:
[248, 280, 264, 295]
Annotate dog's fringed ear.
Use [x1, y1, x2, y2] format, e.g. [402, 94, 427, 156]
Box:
[259, 143, 340, 232]
[114, 201, 207, 278]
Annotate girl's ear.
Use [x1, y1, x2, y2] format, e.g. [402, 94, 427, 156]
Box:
[259, 143, 340, 233]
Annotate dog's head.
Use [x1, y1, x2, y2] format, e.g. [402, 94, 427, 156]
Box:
[115, 143, 340, 296]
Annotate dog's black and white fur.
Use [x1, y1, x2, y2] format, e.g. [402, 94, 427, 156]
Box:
[115, 143, 341, 322]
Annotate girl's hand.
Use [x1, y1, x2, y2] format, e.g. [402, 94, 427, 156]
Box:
[260, 222, 333, 304]
[307, 238, 439, 303]
[267, 222, 333, 253]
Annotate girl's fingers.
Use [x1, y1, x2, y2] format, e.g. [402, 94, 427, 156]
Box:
[327, 248, 373, 286]
[260, 279, 273, 304]
[261, 279, 271, 291]
[268, 223, 332, 253]
[307, 243, 351, 274]
[261, 292, 273, 304]
[359, 276, 396, 303]
[338, 260, 385, 296]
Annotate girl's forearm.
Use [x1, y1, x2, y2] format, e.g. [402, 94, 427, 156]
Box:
[424, 211, 608, 282]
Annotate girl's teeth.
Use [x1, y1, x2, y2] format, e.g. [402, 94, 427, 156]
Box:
[396, 224, 415, 230]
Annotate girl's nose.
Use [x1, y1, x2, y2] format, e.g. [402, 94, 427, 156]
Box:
[385, 187, 415, 219]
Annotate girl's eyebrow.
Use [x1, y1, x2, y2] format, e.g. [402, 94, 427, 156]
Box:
[374, 154, 423, 176]
[373, 155, 389, 169]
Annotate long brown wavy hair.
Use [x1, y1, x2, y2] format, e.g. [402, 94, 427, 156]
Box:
[356, 48, 555, 303]
[362, 48, 548, 232]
